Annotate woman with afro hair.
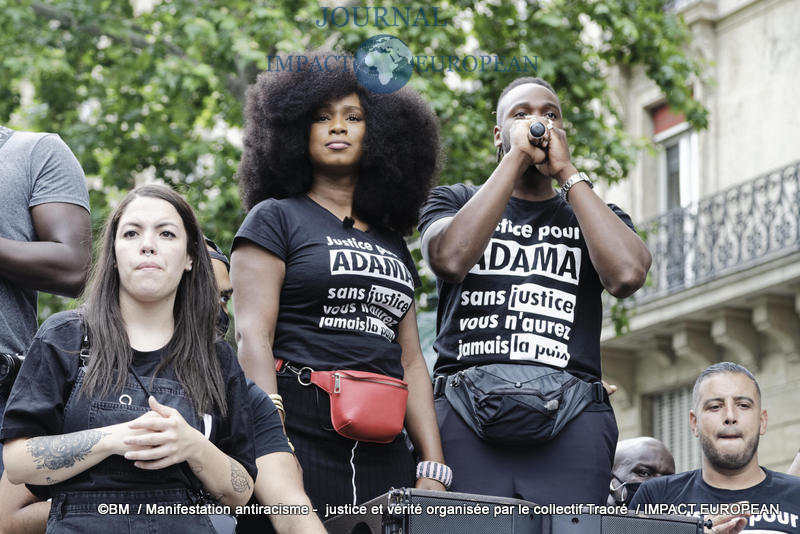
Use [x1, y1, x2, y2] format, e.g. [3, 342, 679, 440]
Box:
[230, 51, 450, 512]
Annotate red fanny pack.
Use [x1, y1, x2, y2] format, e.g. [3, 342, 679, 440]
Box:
[276, 360, 408, 443]
[311, 370, 408, 443]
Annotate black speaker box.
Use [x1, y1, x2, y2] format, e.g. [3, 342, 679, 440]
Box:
[324, 488, 705, 534]
[549, 512, 703, 534]
[324, 488, 543, 534]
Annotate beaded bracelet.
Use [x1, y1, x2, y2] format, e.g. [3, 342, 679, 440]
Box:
[415, 461, 453, 489]
[268, 393, 285, 415]
[267, 393, 292, 450]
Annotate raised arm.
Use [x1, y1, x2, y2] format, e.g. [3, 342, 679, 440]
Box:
[532, 121, 651, 298]
[423, 110, 650, 296]
[422, 146, 532, 285]
[561, 176, 651, 297]
[0, 202, 91, 297]
[397, 305, 447, 490]
[230, 242, 285, 397]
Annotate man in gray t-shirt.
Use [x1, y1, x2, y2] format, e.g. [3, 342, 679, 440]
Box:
[0, 125, 91, 475]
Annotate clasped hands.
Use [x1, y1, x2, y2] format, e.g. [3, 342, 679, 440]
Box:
[507, 116, 574, 183]
[111, 396, 204, 471]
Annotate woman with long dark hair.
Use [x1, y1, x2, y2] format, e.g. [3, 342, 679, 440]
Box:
[231, 51, 450, 510]
[1, 185, 255, 533]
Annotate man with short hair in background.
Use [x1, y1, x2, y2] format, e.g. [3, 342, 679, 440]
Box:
[608, 437, 675, 506]
[630, 362, 800, 534]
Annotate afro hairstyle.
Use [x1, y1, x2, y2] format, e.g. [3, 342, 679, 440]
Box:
[237, 50, 441, 235]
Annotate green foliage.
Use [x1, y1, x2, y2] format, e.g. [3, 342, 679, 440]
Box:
[609, 297, 632, 336]
[0, 0, 707, 321]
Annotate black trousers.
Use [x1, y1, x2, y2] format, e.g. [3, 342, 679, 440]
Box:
[435, 393, 617, 505]
[277, 373, 415, 515]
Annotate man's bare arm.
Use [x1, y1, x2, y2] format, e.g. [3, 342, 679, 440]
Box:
[0, 202, 91, 297]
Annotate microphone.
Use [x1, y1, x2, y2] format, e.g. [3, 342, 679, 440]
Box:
[343, 216, 355, 229]
[529, 121, 546, 138]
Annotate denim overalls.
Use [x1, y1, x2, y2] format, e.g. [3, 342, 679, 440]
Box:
[45, 356, 225, 534]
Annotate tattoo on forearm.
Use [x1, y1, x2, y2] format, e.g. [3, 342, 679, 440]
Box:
[189, 459, 204, 474]
[229, 458, 251, 494]
[26, 430, 109, 471]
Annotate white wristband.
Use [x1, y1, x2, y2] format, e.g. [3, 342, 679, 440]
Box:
[415, 461, 453, 489]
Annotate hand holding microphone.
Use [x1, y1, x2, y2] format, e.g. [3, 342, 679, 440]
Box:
[529, 117, 573, 181]
[506, 114, 572, 178]
[529, 118, 554, 143]
[529, 121, 547, 138]
[525, 118, 553, 156]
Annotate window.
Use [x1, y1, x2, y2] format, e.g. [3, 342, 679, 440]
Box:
[665, 143, 682, 210]
[651, 386, 702, 473]
[652, 103, 699, 290]
[652, 104, 698, 212]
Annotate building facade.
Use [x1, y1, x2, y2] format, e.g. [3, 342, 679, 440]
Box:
[600, 0, 800, 471]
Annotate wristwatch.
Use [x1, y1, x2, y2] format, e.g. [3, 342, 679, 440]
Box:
[560, 172, 593, 200]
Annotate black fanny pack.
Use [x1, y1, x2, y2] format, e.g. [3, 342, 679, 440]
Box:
[439, 363, 605, 445]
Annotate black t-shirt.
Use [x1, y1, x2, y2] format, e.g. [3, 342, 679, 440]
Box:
[247, 379, 292, 457]
[233, 195, 420, 378]
[418, 184, 635, 380]
[0, 310, 257, 494]
[236, 381, 292, 534]
[630, 468, 800, 533]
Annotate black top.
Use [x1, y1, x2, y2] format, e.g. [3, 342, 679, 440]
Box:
[630, 468, 800, 533]
[418, 184, 635, 381]
[247, 379, 292, 457]
[0, 310, 257, 495]
[233, 195, 420, 378]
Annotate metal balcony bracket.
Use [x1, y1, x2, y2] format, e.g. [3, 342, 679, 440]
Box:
[647, 335, 677, 367]
[673, 322, 719, 367]
[752, 295, 800, 361]
[711, 307, 761, 371]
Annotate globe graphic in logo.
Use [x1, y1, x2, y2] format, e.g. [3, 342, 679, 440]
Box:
[353, 35, 413, 94]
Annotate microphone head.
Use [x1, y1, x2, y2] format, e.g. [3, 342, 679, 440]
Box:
[529, 121, 546, 138]
[342, 216, 355, 229]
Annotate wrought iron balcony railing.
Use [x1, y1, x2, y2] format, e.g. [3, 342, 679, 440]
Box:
[632, 160, 800, 305]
